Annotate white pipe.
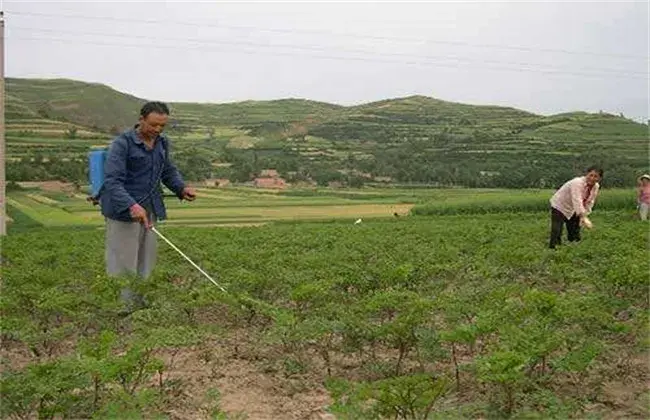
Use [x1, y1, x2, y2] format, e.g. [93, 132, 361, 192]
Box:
[151, 226, 227, 293]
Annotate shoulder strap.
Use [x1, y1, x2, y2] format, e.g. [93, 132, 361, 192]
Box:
[134, 136, 169, 205]
[160, 135, 169, 160]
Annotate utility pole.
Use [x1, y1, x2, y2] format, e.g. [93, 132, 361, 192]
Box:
[0, 10, 5, 236]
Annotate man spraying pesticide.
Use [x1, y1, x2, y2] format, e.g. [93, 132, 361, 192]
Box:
[90, 102, 198, 315]
[89, 103, 278, 320]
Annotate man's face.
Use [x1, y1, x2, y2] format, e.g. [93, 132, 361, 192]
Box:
[139, 112, 168, 139]
[585, 170, 601, 186]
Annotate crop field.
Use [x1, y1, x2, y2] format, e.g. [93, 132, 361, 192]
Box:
[1, 186, 648, 419]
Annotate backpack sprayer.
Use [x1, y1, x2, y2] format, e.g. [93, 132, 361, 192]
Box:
[87, 148, 107, 205]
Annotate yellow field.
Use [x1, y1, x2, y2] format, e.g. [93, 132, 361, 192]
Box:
[226, 135, 258, 149]
[74, 204, 413, 223]
[7, 188, 418, 229]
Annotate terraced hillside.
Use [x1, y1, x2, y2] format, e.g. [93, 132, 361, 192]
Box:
[6, 77, 648, 188]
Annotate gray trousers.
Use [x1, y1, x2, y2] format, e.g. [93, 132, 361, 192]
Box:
[105, 218, 157, 307]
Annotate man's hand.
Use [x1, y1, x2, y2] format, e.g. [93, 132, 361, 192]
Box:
[181, 187, 196, 201]
[129, 204, 151, 228]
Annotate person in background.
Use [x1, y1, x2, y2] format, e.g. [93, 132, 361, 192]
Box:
[548, 166, 603, 249]
[637, 174, 650, 221]
[100, 101, 196, 313]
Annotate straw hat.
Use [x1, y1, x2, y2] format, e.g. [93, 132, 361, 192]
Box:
[640, 174, 650, 180]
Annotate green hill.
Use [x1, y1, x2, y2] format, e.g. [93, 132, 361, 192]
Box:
[6, 78, 345, 132]
[173, 98, 344, 124]
[6, 77, 648, 188]
[7, 78, 145, 132]
[348, 95, 536, 123]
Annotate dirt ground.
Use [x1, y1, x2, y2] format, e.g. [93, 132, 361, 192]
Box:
[17, 181, 76, 192]
[155, 328, 335, 420]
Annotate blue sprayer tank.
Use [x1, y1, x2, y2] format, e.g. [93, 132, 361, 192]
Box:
[88, 149, 108, 198]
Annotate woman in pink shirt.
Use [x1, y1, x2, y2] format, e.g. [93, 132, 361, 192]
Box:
[637, 174, 650, 221]
[548, 166, 603, 249]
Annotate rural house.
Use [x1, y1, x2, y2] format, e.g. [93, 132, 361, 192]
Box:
[254, 169, 287, 189]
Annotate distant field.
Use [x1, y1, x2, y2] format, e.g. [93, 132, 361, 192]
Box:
[6, 186, 638, 232]
[7, 186, 420, 230]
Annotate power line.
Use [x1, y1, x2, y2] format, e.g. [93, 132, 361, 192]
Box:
[6, 10, 648, 61]
[9, 25, 646, 77]
[8, 34, 646, 81]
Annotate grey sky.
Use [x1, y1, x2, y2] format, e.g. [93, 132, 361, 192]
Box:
[5, 1, 649, 122]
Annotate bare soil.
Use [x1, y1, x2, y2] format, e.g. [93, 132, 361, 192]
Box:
[153, 328, 334, 420]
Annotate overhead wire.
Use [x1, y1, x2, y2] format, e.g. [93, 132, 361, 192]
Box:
[6, 9, 648, 61]
[9, 35, 644, 81]
[8, 25, 646, 78]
